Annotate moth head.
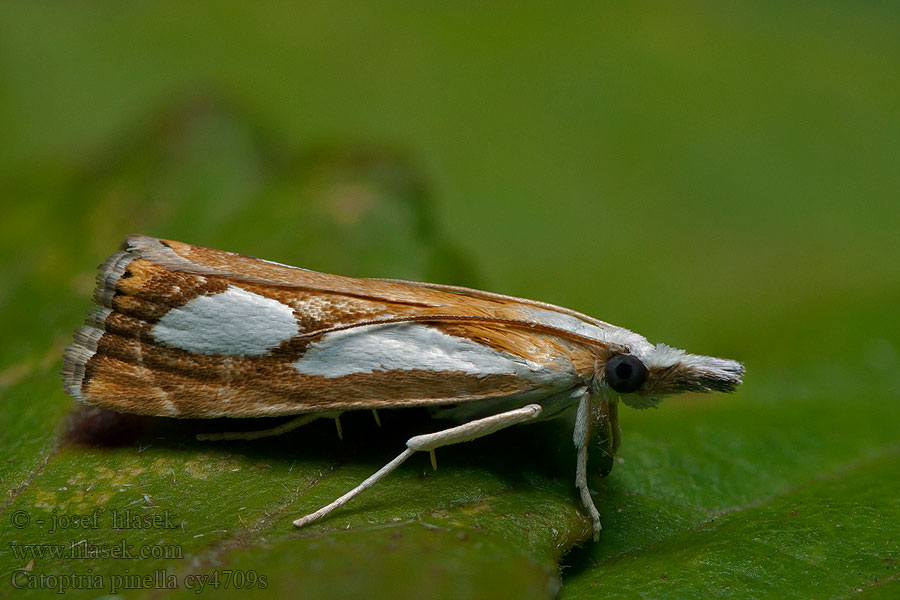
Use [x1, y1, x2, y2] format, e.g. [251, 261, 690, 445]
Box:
[599, 343, 744, 409]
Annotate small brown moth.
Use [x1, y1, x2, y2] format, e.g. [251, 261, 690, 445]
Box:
[63, 236, 744, 539]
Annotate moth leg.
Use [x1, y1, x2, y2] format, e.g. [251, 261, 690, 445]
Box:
[609, 396, 622, 455]
[196, 414, 318, 442]
[292, 403, 543, 529]
[592, 394, 614, 476]
[574, 392, 602, 540]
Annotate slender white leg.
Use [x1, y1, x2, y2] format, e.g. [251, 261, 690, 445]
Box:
[574, 392, 602, 540]
[196, 414, 318, 441]
[405, 404, 542, 451]
[292, 403, 543, 528]
[293, 448, 417, 528]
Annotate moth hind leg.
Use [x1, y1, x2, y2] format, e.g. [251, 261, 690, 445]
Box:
[292, 403, 544, 529]
[196, 414, 319, 441]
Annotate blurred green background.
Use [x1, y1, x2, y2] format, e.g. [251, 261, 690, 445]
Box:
[1, 2, 898, 599]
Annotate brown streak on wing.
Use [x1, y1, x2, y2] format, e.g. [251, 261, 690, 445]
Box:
[116, 259, 229, 307]
[373, 278, 617, 329]
[111, 255, 447, 333]
[82, 333, 541, 418]
[128, 235, 447, 306]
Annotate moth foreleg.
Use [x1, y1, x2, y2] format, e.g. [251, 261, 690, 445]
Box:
[609, 396, 621, 455]
[574, 392, 602, 540]
[292, 403, 543, 529]
[196, 414, 319, 442]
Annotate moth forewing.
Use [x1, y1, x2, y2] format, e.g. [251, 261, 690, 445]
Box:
[62, 235, 744, 539]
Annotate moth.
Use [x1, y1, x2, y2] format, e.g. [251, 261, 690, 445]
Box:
[63, 236, 744, 539]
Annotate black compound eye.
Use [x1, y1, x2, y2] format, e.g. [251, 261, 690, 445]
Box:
[605, 354, 649, 394]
